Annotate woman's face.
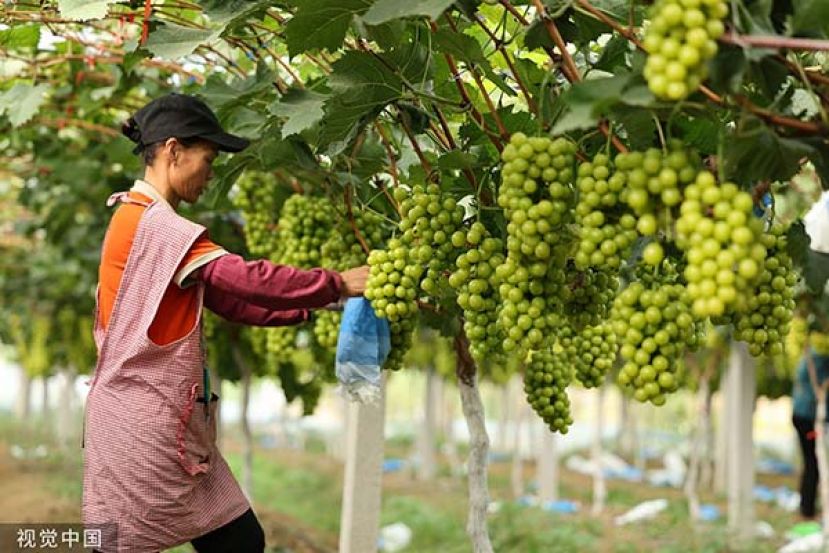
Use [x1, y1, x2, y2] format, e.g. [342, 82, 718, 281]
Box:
[169, 140, 219, 204]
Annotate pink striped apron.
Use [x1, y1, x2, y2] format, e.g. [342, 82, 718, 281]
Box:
[82, 193, 249, 552]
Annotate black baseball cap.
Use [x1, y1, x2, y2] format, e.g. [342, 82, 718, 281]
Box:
[122, 93, 250, 154]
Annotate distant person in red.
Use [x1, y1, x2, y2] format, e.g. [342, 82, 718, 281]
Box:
[83, 93, 368, 553]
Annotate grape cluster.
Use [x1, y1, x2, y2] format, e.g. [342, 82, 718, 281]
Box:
[313, 310, 341, 350]
[321, 209, 388, 271]
[558, 323, 619, 388]
[232, 172, 281, 258]
[496, 133, 578, 353]
[575, 153, 638, 271]
[449, 222, 506, 364]
[524, 348, 574, 433]
[560, 266, 620, 329]
[612, 278, 704, 404]
[276, 194, 335, 266]
[616, 144, 700, 246]
[265, 326, 298, 364]
[317, 209, 389, 352]
[365, 184, 464, 370]
[677, 171, 767, 318]
[730, 225, 797, 357]
[643, 0, 729, 100]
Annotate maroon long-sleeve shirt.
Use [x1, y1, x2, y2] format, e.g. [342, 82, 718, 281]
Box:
[197, 253, 342, 326]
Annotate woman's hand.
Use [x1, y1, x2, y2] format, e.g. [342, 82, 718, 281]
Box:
[340, 266, 370, 297]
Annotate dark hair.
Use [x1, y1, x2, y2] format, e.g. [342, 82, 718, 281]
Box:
[141, 136, 204, 167]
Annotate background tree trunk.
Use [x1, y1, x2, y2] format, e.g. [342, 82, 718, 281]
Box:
[56, 366, 76, 453]
[232, 348, 254, 500]
[15, 368, 32, 421]
[510, 377, 526, 500]
[416, 367, 438, 481]
[591, 383, 607, 516]
[537, 426, 558, 504]
[726, 342, 755, 546]
[339, 376, 386, 553]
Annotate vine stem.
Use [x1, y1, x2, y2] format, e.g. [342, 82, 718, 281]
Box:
[372, 122, 402, 212]
[398, 112, 434, 176]
[719, 32, 829, 52]
[529, 0, 580, 82]
[432, 106, 487, 201]
[504, 0, 627, 152]
[35, 117, 119, 137]
[344, 186, 371, 255]
[574, 0, 827, 135]
[443, 16, 510, 142]
[472, 14, 539, 115]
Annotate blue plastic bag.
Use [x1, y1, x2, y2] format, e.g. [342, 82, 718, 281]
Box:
[335, 298, 391, 403]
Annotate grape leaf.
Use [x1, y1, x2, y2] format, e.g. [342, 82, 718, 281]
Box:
[58, 0, 115, 20]
[0, 83, 51, 127]
[285, 0, 372, 57]
[432, 29, 515, 97]
[0, 25, 40, 49]
[143, 24, 219, 60]
[786, 220, 811, 270]
[362, 0, 455, 25]
[318, 52, 405, 154]
[791, 0, 829, 38]
[270, 89, 328, 139]
[594, 36, 631, 72]
[804, 250, 829, 294]
[723, 117, 814, 183]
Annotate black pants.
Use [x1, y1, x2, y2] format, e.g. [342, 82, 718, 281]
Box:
[794, 415, 819, 518]
[191, 508, 265, 553]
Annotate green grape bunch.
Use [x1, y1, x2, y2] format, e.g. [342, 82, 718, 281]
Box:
[575, 153, 638, 271]
[524, 349, 574, 433]
[313, 310, 341, 350]
[676, 171, 767, 318]
[232, 171, 281, 258]
[611, 277, 705, 405]
[643, 0, 729, 100]
[616, 143, 701, 260]
[449, 222, 507, 364]
[364, 183, 464, 370]
[558, 322, 619, 389]
[560, 266, 620, 329]
[276, 194, 336, 267]
[495, 133, 578, 354]
[729, 224, 798, 357]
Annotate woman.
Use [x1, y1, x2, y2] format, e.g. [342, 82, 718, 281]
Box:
[792, 349, 829, 520]
[83, 93, 368, 553]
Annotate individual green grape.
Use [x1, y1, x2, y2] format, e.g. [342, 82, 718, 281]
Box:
[643, 0, 729, 100]
[524, 348, 574, 433]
